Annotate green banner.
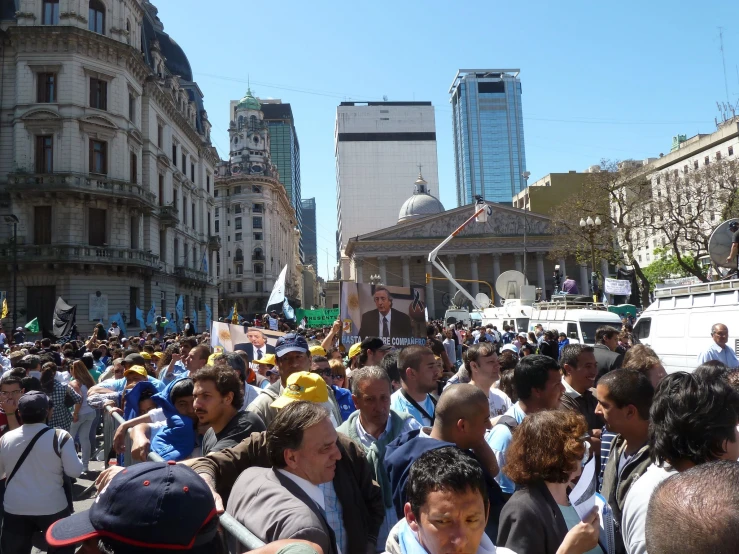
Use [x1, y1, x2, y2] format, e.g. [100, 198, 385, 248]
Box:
[296, 308, 339, 328]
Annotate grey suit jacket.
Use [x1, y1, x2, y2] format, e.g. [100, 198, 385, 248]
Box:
[226, 466, 337, 554]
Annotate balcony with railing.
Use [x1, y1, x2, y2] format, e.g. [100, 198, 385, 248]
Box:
[158, 204, 179, 227]
[6, 172, 157, 208]
[174, 265, 210, 286]
[207, 235, 221, 251]
[0, 243, 159, 269]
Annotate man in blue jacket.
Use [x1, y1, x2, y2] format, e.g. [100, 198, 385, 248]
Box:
[384, 384, 505, 540]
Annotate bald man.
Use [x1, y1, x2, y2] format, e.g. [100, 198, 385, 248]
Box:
[646, 461, 739, 554]
[384, 383, 506, 539]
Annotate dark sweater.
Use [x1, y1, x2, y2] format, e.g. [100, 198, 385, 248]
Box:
[201, 410, 265, 457]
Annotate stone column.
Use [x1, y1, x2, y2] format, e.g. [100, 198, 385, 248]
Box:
[401, 256, 411, 288]
[492, 254, 501, 290]
[558, 258, 567, 278]
[378, 256, 387, 285]
[601, 258, 611, 302]
[514, 253, 523, 273]
[469, 254, 480, 297]
[425, 261, 435, 319]
[447, 255, 457, 297]
[536, 252, 546, 295]
[580, 264, 589, 295]
[354, 258, 363, 284]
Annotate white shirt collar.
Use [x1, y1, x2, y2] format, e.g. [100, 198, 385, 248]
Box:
[276, 469, 325, 510]
[355, 413, 391, 445]
[562, 377, 581, 398]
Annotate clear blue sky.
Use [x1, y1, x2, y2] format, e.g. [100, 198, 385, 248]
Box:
[156, 0, 739, 279]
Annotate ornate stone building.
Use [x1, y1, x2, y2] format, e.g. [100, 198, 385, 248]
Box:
[215, 89, 301, 316]
[342, 175, 582, 319]
[0, 0, 220, 333]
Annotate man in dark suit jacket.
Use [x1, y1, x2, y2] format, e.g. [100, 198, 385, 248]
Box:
[593, 325, 624, 383]
[358, 285, 412, 338]
[233, 328, 276, 361]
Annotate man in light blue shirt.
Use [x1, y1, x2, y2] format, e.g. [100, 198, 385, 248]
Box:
[486, 354, 565, 495]
[389, 345, 440, 427]
[696, 323, 739, 368]
[89, 353, 166, 394]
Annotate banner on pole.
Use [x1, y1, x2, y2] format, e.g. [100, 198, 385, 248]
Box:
[604, 278, 632, 296]
[295, 308, 339, 328]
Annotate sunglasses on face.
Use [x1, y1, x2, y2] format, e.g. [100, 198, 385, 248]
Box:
[331, 374, 343, 380]
[312, 368, 331, 377]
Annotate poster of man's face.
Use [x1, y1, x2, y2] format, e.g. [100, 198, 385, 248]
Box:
[247, 329, 267, 348]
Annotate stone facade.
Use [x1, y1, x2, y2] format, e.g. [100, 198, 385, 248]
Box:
[0, 0, 219, 334]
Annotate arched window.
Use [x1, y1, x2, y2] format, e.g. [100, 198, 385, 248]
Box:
[254, 263, 263, 275]
[234, 248, 243, 261]
[253, 247, 263, 261]
[89, 0, 105, 35]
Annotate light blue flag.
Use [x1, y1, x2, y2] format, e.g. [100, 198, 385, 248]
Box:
[283, 297, 295, 321]
[110, 312, 127, 336]
[146, 304, 156, 327]
[205, 303, 212, 332]
[135, 306, 145, 329]
[165, 312, 177, 334]
[227, 305, 234, 322]
[191, 309, 198, 334]
[201, 250, 208, 274]
[175, 296, 184, 332]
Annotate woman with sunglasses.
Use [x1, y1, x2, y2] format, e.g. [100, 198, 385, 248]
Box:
[497, 410, 602, 554]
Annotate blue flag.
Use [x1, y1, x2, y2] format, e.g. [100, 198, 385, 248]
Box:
[110, 312, 127, 336]
[201, 250, 208, 274]
[175, 296, 184, 332]
[146, 304, 156, 327]
[227, 305, 234, 322]
[135, 306, 145, 329]
[165, 312, 177, 334]
[283, 298, 295, 321]
[205, 303, 212, 332]
[191, 309, 198, 334]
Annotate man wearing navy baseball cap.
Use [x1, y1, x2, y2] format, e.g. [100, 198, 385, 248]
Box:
[47, 461, 223, 554]
[247, 333, 312, 427]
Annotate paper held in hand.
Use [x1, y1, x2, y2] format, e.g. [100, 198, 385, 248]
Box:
[568, 456, 616, 554]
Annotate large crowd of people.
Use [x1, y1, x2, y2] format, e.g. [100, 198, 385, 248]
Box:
[0, 314, 736, 554]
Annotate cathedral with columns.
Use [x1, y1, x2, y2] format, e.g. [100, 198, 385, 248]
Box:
[340, 174, 607, 319]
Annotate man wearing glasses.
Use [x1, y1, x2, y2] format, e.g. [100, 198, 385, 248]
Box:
[310, 355, 353, 422]
[696, 323, 739, 368]
[0, 375, 24, 438]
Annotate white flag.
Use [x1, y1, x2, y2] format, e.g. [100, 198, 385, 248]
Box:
[267, 265, 288, 308]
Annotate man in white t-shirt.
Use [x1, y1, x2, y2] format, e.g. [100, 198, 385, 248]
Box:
[108, 321, 121, 339]
[464, 342, 511, 418]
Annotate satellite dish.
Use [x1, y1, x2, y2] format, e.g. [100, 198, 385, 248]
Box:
[475, 292, 492, 308]
[452, 290, 469, 308]
[496, 270, 527, 300]
[441, 292, 451, 308]
[708, 220, 739, 268]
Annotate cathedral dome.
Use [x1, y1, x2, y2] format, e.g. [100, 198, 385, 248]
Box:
[237, 88, 261, 111]
[398, 173, 444, 223]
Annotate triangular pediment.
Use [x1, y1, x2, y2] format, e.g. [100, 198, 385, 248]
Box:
[21, 109, 61, 121]
[354, 203, 551, 242]
[80, 115, 118, 130]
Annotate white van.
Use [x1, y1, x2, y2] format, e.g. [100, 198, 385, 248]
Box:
[633, 279, 739, 373]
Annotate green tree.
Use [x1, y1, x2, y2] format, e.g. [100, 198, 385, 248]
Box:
[641, 247, 695, 291]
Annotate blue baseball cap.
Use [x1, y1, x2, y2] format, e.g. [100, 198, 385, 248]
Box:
[275, 333, 309, 357]
[47, 461, 217, 549]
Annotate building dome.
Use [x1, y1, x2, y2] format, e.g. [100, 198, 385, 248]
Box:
[398, 173, 444, 223]
[237, 88, 261, 111]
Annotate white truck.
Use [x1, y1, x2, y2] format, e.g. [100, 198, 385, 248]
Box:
[634, 279, 739, 373]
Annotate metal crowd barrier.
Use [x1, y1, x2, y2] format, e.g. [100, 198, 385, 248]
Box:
[103, 407, 266, 551]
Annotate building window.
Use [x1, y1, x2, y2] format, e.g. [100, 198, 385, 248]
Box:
[683, 165, 688, 173]
[190, 163, 195, 182]
[716, 151, 722, 161]
[253, 217, 262, 229]
[236, 282, 243, 292]
[35, 135, 53, 173]
[88, 0, 105, 34]
[206, 174, 211, 193]
[254, 263, 264, 275]
[129, 287, 139, 327]
[130, 215, 139, 249]
[192, 246, 196, 269]
[88, 208, 106, 246]
[158, 175, 164, 206]
[130, 152, 137, 184]
[253, 203, 263, 213]
[252, 185, 261, 193]
[234, 248, 243, 261]
[704, 156, 710, 166]
[182, 197, 187, 225]
[128, 93, 135, 122]
[42, 0, 59, 24]
[235, 264, 243, 275]
[255, 281, 264, 292]
[730, 146, 735, 156]
[89, 78, 107, 110]
[192, 203, 196, 230]
[181, 153, 186, 171]
[253, 247, 264, 261]
[235, 205, 242, 214]
[234, 186, 241, 194]
[694, 159, 699, 169]
[214, 189, 218, 197]
[235, 232, 242, 241]
[37, 73, 56, 103]
[172, 142, 177, 162]
[157, 124, 163, 148]
[159, 230, 166, 263]
[254, 232, 262, 241]
[215, 208, 220, 217]
[89, 140, 107, 174]
[34, 206, 52, 245]
[235, 217, 242, 230]
[214, 220, 219, 232]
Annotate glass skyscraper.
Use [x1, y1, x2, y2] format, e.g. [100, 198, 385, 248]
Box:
[260, 100, 303, 260]
[301, 198, 317, 267]
[449, 70, 527, 206]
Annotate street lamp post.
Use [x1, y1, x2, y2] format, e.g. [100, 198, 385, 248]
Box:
[522, 171, 531, 279]
[579, 215, 602, 298]
[3, 215, 19, 331]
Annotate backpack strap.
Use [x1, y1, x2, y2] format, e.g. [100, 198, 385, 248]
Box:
[52, 429, 71, 458]
[6, 426, 52, 487]
[495, 415, 519, 432]
[400, 389, 436, 423]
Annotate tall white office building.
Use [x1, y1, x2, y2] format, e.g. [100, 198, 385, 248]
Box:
[335, 101, 439, 261]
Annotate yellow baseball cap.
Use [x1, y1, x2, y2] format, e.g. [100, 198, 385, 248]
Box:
[348, 342, 362, 359]
[124, 365, 148, 378]
[271, 371, 328, 409]
[140, 352, 152, 361]
[207, 353, 222, 366]
[152, 351, 164, 359]
[309, 345, 327, 357]
[254, 353, 276, 366]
